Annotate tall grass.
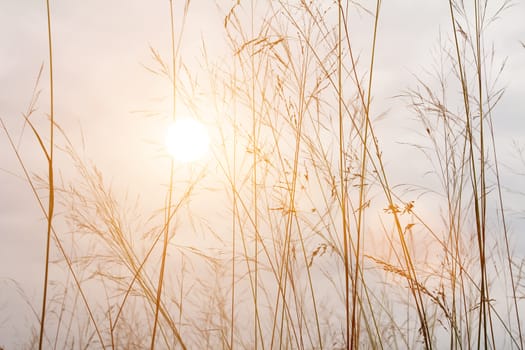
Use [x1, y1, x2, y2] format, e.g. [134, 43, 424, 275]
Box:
[2, 0, 524, 349]
[39, 1, 55, 348]
[150, 1, 187, 349]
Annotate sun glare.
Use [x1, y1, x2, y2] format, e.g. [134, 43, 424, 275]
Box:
[165, 117, 209, 163]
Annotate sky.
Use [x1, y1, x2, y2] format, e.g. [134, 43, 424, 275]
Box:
[1, 0, 525, 348]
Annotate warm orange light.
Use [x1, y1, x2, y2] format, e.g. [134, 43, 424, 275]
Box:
[165, 117, 209, 162]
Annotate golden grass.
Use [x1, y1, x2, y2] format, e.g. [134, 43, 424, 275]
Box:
[1, 0, 523, 349]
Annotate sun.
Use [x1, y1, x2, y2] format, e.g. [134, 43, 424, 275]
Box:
[165, 117, 210, 163]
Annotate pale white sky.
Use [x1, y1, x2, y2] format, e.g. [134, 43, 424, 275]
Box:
[1, 0, 524, 348]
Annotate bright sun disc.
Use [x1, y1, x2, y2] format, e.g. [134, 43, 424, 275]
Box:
[165, 117, 209, 162]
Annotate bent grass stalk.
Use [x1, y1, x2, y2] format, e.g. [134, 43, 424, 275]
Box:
[151, 2, 188, 349]
[39, 1, 54, 348]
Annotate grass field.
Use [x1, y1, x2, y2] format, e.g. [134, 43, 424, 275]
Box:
[1, 0, 525, 349]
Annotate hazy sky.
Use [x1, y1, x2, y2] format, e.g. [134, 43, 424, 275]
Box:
[1, 0, 524, 348]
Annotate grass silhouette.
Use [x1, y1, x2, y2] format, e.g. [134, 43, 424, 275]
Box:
[1, 0, 524, 349]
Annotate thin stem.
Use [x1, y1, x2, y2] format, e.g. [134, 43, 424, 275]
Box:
[351, 1, 381, 348]
[151, 161, 174, 350]
[337, 2, 350, 348]
[230, 60, 238, 350]
[151, 1, 178, 348]
[39, 0, 55, 348]
[250, 2, 260, 349]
